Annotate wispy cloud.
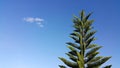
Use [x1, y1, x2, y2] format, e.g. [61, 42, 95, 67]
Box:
[23, 17, 44, 27]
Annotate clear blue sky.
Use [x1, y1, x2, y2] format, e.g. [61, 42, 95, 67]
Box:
[0, 0, 120, 68]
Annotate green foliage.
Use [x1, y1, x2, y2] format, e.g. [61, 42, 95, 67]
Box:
[59, 10, 112, 68]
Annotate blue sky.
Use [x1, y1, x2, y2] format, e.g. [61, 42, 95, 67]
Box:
[0, 0, 120, 68]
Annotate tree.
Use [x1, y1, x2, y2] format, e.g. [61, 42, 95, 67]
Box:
[59, 10, 112, 68]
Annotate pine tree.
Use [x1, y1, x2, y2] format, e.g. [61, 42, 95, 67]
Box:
[59, 10, 112, 68]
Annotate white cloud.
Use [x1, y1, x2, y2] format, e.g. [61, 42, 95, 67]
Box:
[35, 18, 44, 22]
[23, 17, 44, 27]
